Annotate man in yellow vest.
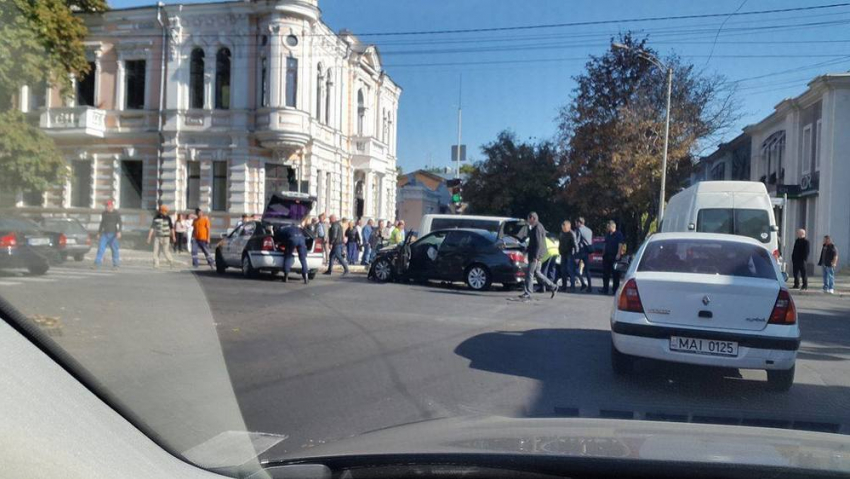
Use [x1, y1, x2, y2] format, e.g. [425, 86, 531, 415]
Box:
[537, 234, 560, 292]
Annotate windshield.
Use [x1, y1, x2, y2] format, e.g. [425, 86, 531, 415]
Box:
[2, 0, 850, 477]
[638, 239, 777, 280]
[697, 208, 772, 244]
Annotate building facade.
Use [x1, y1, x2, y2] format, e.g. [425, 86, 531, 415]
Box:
[689, 133, 751, 185]
[744, 73, 850, 270]
[11, 0, 400, 233]
[396, 170, 453, 231]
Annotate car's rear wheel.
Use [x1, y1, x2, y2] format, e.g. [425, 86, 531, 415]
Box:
[373, 258, 393, 282]
[465, 264, 491, 291]
[241, 254, 257, 279]
[28, 262, 49, 276]
[611, 341, 635, 376]
[215, 249, 227, 274]
[767, 365, 795, 392]
[73, 254, 85, 262]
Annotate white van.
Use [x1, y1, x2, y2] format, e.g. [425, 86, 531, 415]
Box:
[418, 214, 526, 239]
[661, 181, 782, 262]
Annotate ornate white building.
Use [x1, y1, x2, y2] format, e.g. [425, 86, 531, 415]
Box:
[15, 0, 400, 232]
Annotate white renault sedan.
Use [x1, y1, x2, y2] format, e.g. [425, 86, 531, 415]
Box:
[610, 232, 800, 391]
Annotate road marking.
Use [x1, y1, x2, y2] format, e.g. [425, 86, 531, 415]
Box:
[8, 277, 55, 283]
[0, 281, 21, 286]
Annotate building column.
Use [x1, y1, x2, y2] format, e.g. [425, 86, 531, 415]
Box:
[159, 137, 180, 209]
[364, 170, 374, 219]
[268, 27, 282, 108]
[229, 152, 250, 214]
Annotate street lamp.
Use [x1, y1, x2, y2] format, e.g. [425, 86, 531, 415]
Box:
[612, 42, 673, 224]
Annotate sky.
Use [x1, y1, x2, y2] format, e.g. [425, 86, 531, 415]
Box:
[111, 0, 850, 172]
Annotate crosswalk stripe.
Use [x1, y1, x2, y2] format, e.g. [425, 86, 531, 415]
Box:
[0, 281, 21, 286]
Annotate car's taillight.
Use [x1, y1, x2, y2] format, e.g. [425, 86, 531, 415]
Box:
[262, 236, 274, 251]
[617, 279, 644, 313]
[0, 233, 17, 248]
[769, 289, 797, 325]
[504, 250, 525, 263]
[314, 238, 324, 253]
[58, 233, 67, 248]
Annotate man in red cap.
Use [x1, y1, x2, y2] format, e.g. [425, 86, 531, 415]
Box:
[147, 205, 176, 268]
[94, 200, 122, 269]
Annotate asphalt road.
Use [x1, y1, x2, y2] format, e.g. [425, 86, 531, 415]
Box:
[3, 260, 850, 460]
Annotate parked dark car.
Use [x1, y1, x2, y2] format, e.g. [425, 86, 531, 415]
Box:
[368, 228, 527, 291]
[215, 192, 322, 279]
[39, 217, 92, 262]
[0, 216, 62, 275]
[587, 236, 605, 273]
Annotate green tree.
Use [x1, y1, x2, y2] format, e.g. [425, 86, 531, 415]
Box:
[459, 163, 476, 176]
[557, 33, 737, 247]
[463, 131, 567, 231]
[0, 0, 107, 195]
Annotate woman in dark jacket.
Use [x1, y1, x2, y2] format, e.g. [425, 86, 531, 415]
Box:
[345, 220, 361, 264]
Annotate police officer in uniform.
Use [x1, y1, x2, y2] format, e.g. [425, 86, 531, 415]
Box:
[276, 223, 309, 284]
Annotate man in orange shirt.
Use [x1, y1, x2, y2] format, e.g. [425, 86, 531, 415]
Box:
[191, 208, 214, 269]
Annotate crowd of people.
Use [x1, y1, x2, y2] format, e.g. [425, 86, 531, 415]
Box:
[520, 212, 626, 300]
[89, 200, 843, 295]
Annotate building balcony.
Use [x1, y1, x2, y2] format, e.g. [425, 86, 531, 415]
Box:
[39, 107, 106, 138]
[255, 108, 311, 152]
[175, 110, 248, 131]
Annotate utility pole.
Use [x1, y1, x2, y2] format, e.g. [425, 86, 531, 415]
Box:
[659, 66, 672, 222]
[456, 74, 462, 179]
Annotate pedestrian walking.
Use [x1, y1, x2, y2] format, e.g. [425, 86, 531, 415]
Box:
[346, 220, 361, 264]
[361, 219, 374, 265]
[382, 220, 393, 242]
[147, 205, 176, 268]
[600, 221, 625, 295]
[317, 213, 329, 265]
[174, 213, 188, 253]
[538, 235, 560, 292]
[323, 214, 349, 276]
[184, 213, 194, 252]
[559, 220, 578, 292]
[521, 212, 558, 299]
[94, 200, 122, 269]
[791, 228, 810, 290]
[575, 217, 593, 292]
[191, 208, 215, 269]
[276, 216, 310, 284]
[818, 235, 839, 294]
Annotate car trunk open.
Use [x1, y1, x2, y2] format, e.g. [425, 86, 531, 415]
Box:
[261, 192, 315, 227]
[636, 272, 779, 332]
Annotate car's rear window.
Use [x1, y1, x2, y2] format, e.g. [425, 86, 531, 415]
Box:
[638, 239, 777, 279]
[0, 218, 41, 232]
[42, 220, 87, 235]
[696, 208, 771, 244]
[430, 218, 500, 233]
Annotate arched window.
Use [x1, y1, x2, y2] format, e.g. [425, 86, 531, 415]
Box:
[214, 48, 231, 109]
[189, 48, 205, 109]
[316, 64, 324, 122]
[325, 69, 332, 126]
[357, 89, 365, 135]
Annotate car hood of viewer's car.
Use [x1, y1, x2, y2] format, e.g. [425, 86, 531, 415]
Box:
[274, 416, 850, 473]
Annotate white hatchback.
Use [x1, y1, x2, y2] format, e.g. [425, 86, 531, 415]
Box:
[610, 232, 800, 391]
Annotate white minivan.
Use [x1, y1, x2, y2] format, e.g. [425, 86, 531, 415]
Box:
[418, 214, 527, 239]
[661, 181, 782, 263]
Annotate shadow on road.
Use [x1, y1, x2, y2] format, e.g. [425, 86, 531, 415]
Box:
[454, 328, 850, 433]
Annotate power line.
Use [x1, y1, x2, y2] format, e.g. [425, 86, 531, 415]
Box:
[704, 0, 748, 67]
[352, 3, 850, 36]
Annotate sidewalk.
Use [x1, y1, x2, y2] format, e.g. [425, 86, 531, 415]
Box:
[786, 268, 850, 297]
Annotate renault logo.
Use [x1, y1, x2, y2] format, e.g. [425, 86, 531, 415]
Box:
[702, 295, 711, 306]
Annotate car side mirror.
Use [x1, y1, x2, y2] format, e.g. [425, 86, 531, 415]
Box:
[687, 223, 696, 231]
[220, 232, 228, 239]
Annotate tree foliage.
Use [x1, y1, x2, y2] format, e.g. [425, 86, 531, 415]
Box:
[557, 33, 738, 246]
[0, 0, 106, 195]
[463, 131, 567, 231]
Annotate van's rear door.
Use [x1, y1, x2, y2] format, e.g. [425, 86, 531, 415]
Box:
[500, 219, 527, 241]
